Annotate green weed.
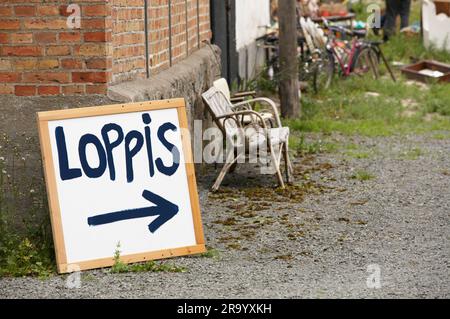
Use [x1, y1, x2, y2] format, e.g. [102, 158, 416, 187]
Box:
[345, 150, 372, 159]
[199, 248, 221, 259]
[399, 147, 423, 160]
[350, 170, 375, 181]
[289, 134, 338, 155]
[0, 151, 55, 278]
[110, 242, 187, 274]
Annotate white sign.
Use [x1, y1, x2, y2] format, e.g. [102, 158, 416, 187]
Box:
[37, 99, 205, 273]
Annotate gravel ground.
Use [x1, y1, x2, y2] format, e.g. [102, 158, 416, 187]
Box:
[1, 133, 449, 299]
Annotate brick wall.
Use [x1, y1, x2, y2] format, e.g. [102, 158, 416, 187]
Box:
[112, 0, 146, 84]
[0, 0, 211, 96]
[0, 0, 112, 96]
[170, 0, 187, 65]
[198, 0, 211, 43]
[148, 0, 170, 72]
[148, 0, 210, 74]
[187, 0, 199, 55]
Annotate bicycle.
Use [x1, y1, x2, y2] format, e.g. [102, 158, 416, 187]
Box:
[298, 17, 335, 93]
[262, 29, 333, 94]
[322, 18, 396, 82]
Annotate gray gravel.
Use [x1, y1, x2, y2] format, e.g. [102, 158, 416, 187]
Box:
[1, 133, 449, 298]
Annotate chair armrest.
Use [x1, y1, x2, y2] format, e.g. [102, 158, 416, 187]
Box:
[232, 98, 282, 127]
[216, 110, 268, 130]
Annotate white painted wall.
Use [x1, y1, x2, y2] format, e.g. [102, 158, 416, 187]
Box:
[235, 0, 271, 50]
[423, 0, 450, 52]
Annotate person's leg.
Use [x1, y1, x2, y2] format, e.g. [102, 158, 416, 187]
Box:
[383, 0, 397, 40]
[399, 0, 411, 29]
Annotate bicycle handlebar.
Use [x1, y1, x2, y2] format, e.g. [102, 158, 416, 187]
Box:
[321, 17, 357, 37]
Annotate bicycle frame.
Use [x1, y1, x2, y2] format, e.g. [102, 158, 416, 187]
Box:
[328, 37, 362, 77]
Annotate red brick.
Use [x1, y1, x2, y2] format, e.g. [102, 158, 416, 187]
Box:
[84, 31, 110, 42]
[59, 32, 81, 42]
[0, 72, 20, 83]
[72, 72, 107, 83]
[61, 58, 82, 69]
[74, 43, 108, 56]
[38, 86, 60, 95]
[35, 32, 57, 43]
[86, 84, 107, 94]
[0, 33, 8, 44]
[62, 84, 85, 95]
[0, 7, 13, 17]
[1, 46, 42, 57]
[86, 58, 110, 69]
[14, 59, 37, 70]
[23, 19, 67, 30]
[82, 18, 106, 29]
[15, 6, 36, 16]
[22, 72, 70, 83]
[10, 33, 33, 44]
[83, 5, 108, 17]
[0, 84, 14, 94]
[15, 85, 36, 96]
[0, 19, 20, 30]
[0, 59, 11, 70]
[38, 59, 59, 69]
[59, 5, 72, 17]
[46, 45, 71, 56]
[37, 5, 59, 16]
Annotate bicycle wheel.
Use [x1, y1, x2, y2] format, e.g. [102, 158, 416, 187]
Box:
[351, 46, 380, 79]
[298, 58, 314, 89]
[312, 50, 335, 94]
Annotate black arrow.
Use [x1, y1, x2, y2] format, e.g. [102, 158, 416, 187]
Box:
[87, 190, 179, 233]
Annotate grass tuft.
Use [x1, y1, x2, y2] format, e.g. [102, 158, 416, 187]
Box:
[110, 242, 187, 274]
[350, 170, 376, 181]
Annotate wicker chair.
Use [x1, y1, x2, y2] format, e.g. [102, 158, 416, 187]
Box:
[202, 86, 293, 191]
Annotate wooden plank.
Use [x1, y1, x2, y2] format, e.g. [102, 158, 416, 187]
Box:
[36, 118, 68, 273]
[38, 99, 186, 122]
[59, 244, 206, 273]
[177, 106, 205, 246]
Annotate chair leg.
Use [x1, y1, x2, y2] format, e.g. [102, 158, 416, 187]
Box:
[211, 154, 241, 192]
[283, 139, 294, 175]
[229, 148, 238, 173]
[269, 146, 285, 189]
[284, 142, 294, 178]
[282, 143, 291, 184]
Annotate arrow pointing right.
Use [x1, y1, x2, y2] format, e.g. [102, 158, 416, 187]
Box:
[87, 190, 179, 233]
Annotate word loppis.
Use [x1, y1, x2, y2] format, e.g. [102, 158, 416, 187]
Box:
[55, 113, 180, 183]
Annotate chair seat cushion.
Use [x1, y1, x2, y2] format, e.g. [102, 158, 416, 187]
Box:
[241, 112, 274, 124]
[246, 126, 290, 148]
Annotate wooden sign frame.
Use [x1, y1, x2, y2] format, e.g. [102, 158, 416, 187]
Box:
[37, 99, 205, 273]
